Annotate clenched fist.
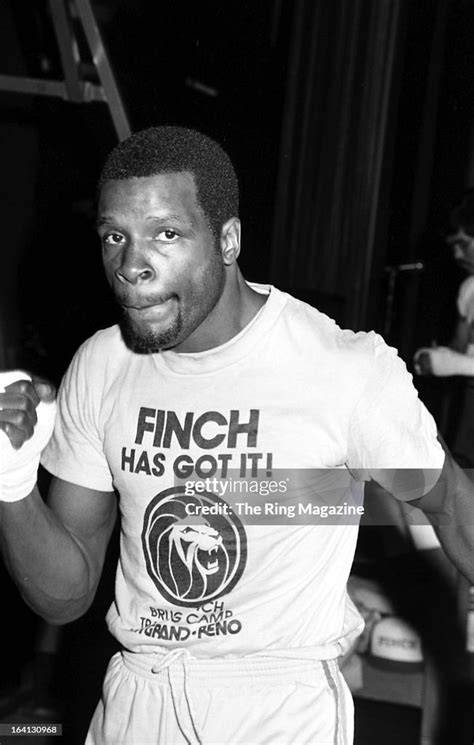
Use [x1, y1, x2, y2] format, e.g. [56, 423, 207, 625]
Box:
[0, 371, 57, 501]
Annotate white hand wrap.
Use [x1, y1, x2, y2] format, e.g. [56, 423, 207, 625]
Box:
[429, 347, 474, 376]
[415, 347, 474, 377]
[0, 371, 57, 502]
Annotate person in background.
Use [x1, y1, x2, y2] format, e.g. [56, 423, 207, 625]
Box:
[415, 191, 474, 466]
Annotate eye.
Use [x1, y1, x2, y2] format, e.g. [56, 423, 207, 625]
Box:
[102, 232, 125, 246]
[157, 229, 180, 242]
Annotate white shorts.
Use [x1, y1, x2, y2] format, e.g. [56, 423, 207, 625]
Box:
[85, 650, 354, 745]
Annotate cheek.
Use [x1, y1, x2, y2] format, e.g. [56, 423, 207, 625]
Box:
[101, 247, 114, 269]
[102, 258, 116, 285]
[192, 255, 223, 298]
[180, 251, 221, 290]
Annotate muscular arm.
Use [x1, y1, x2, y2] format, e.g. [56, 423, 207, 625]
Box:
[408, 447, 474, 583]
[0, 479, 117, 625]
[0, 374, 117, 624]
[353, 337, 473, 578]
[369, 445, 474, 582]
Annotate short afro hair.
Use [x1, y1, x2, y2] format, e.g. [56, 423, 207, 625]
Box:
[98, 125, 239, 239]
[450, 189, 474, 237]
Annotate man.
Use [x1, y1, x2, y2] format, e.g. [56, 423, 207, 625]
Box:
[415, 191, 474, 465]
[0, 126, 472, 745]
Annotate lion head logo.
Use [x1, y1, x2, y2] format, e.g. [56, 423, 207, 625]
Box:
[141, 487, 247, 607]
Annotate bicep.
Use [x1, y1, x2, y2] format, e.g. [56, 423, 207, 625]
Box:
[47, 476, 117, 591]
[368, 463, 444, 502]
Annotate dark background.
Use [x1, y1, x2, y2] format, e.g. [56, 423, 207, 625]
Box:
[0, 1, 474, 743]
[2, 0, 474, 371]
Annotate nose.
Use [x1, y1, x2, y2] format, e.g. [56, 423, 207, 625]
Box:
[453, 245, 464, 261]
[115, 241, 155, 285]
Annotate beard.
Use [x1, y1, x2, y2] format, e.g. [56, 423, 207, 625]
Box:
[119, 307, 183, 353]
[117, 249, 226, 354]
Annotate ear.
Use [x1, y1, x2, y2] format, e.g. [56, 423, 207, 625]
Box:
[220, 218, 241, 265]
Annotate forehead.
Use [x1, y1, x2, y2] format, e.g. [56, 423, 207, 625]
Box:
[98, 171, 201, 217]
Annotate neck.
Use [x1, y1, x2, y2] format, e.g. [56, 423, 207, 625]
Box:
[173, 270, 267, 353]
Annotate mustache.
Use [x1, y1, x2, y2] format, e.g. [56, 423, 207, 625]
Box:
[115, 292, 176, 309]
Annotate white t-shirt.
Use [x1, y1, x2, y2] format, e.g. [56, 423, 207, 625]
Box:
[41, 285, 444, 659]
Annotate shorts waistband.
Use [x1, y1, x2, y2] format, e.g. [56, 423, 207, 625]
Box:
[122, 649, 332, 685]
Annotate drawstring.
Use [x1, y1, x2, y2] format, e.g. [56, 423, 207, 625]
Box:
[151, 648, 190, 674]
[152, 649, 202, 745]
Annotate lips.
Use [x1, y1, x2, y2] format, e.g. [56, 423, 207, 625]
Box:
[122, 295, 174, 310]
[121, 297, 177, 327]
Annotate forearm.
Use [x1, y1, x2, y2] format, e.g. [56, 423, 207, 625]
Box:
[0, 486, 95, 624]
[431, 521, 474, 583]
[411, 454, 474, 583]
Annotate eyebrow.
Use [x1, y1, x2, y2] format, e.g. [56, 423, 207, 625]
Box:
[146, 214, 193, 225]
[96, 217, 114, 228]
[96, 214, 194, 228]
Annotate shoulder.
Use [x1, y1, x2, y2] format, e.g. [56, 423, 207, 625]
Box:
[72, 325, 125, 364]
[63, 324, 129, 388]
[278, 288, 393, 376]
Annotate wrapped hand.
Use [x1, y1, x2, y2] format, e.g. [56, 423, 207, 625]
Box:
[414, 346, 474, 377]
[0, 371, 56, 502]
